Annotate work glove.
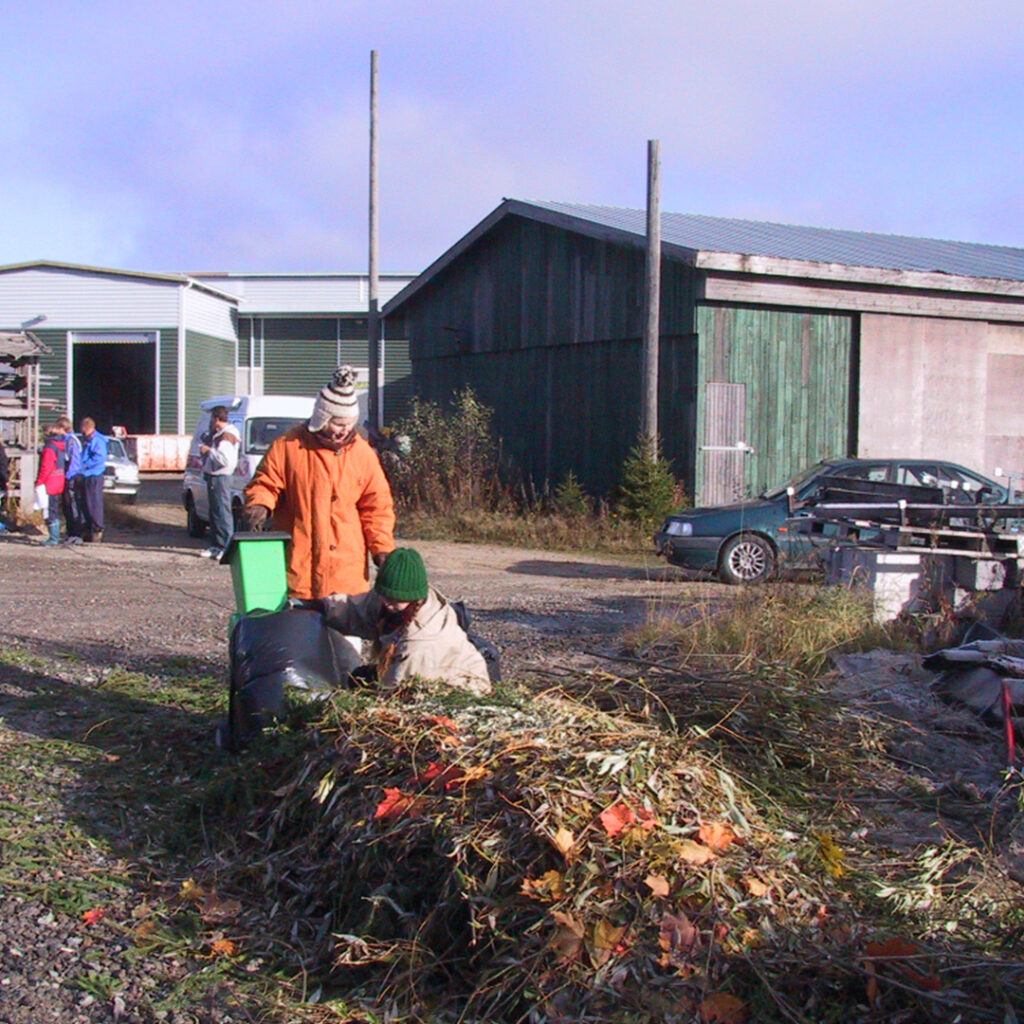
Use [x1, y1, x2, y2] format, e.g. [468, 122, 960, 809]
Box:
[372, 549, 392, 568]
[241, 504, 270, 532]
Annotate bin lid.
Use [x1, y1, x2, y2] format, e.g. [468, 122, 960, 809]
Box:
[219, 531, 291, 565]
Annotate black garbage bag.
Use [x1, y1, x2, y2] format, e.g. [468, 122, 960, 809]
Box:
[226, 608, 353, 750]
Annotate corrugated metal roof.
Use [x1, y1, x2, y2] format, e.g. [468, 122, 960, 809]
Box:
[0, 260, 238, 302]
[520, 200, 1024, 282]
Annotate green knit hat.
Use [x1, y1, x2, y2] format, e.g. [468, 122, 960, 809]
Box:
[375, 548, 428, 602]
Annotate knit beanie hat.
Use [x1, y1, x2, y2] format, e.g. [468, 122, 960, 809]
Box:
[309, 365, 361, 432]
[374, 548, 428, 602]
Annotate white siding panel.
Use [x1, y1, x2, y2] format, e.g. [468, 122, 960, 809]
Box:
[0, 267, 180, 327]
[984, 324, 1024, 477]
[858, 313, 987, 467]
[194, 274, 414, 313]
[182, 286, 236, 340]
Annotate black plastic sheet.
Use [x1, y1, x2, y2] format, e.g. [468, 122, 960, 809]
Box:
[228, 608, 351, 748]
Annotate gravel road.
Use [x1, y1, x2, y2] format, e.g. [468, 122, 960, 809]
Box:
[0, 476, 711, 1023]
[2, 475, 708, 679]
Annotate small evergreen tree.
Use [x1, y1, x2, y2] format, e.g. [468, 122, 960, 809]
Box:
[552, 469, 592, 517]
[616, 434, 680, 528]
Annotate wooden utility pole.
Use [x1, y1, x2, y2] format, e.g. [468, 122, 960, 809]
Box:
[367, 49, 381, 430]
[641, 139, 661, 444]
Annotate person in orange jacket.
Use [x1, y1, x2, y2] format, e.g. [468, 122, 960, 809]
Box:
[242, 366, 395, 600]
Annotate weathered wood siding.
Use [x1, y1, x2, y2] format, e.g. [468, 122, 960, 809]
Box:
[401, 215, 698, 496]
[695, 305, 855, 499]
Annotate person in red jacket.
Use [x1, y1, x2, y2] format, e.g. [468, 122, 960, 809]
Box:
[35, 423, 67, 547]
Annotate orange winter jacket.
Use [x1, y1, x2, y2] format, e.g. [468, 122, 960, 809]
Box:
[245, 425, 395, 599]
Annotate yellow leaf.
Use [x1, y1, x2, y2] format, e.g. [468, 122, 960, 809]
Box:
[676, 839, 717, 865]
[552, 827, 575, 857]
[587, 919, 627, 967]
[742, 875, 771, 898]
[210, 938, 237, 957]
[645, 873, 670, 898]
[178, 878, 206, 904]
[520, 870, 565, 902]
[814, 831, 846, 879]
[314, 772, 335, 804]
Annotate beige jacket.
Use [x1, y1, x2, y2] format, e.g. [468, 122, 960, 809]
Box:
[322, 587, 492, 696]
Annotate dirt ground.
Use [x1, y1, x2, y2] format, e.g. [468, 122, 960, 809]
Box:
[1, 478, 1020, 1023]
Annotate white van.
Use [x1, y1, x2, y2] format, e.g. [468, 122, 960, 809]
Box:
[182, 394, 316, 538]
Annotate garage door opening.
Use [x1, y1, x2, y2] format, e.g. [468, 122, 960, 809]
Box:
[72, 333, 156, 435]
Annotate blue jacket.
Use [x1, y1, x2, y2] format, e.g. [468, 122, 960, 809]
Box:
[80, 431, 109, 477]
[64, 431, 83, 479]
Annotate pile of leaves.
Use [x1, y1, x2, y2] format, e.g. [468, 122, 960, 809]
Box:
[190, 679, 991, 1024]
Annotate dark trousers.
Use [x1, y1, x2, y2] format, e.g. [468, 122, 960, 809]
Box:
[206, 473, 233, 551]
[63, 476, 84, 536]
[81, 475, 105, 536]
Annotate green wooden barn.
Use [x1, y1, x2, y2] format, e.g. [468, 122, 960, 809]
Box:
[383, 200, 1024, 505]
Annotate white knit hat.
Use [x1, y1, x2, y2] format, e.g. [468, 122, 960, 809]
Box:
[309, 365, 360, 432]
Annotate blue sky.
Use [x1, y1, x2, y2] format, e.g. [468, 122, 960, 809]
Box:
[4, 0, 1023, 274]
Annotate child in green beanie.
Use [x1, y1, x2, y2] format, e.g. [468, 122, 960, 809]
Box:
[320, 548, 492, 695]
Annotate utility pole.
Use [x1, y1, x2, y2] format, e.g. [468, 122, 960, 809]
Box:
[641, 139, 661, 444]
[367, 49, 381, 430]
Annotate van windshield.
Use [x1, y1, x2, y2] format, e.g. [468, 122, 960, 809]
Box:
[246, 417, 306, 453]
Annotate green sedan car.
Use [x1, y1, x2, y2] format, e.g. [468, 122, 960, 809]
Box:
[654, 457, 1013, 584]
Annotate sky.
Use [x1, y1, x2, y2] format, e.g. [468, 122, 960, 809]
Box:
[3, 0, 1024, 275]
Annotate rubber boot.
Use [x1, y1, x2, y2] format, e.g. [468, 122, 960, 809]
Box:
[42, 518, 61, 547]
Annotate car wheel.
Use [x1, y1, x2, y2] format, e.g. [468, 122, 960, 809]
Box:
[718, 533, 775, 585]
[186, 494, 207, 538]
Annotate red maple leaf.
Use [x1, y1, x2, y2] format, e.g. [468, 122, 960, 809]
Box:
[600, 803, 636, 837]
[374, 788, 421, 820]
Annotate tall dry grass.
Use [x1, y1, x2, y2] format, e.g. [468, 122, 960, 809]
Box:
[629, 582, 909, 679]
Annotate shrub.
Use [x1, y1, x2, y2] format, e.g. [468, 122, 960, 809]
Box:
[391, 388, 502, 513]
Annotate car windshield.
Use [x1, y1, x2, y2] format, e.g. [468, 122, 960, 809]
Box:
[246, 417, 305, 454]
[761, 461, 832, 500]
[107, 438, 127, 459]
